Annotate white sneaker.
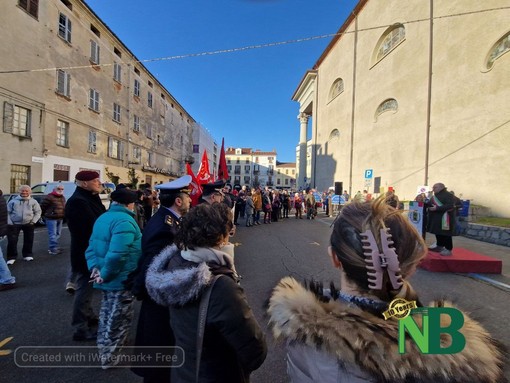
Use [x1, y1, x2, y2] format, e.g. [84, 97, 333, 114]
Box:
[23, 256, 34, 261]
[6, 259, 15, 265]
[440, 249, 452, 256]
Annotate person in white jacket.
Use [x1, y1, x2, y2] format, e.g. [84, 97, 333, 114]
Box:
[6, 185, 41, 264]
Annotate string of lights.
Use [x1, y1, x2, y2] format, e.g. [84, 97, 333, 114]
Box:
[0, 5, 508, 75]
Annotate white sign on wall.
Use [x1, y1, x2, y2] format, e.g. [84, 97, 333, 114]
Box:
[32, 156, 44, 163]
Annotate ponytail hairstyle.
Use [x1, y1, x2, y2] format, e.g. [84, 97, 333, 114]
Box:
[330, 197, 426, 304]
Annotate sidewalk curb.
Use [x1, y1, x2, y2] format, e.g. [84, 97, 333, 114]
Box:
[465, 273, 510, 292]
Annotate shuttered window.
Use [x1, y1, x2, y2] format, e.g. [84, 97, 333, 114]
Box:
[113, 62, 121, 82]
[108, 137, 123, 160]
[18, 0, 39, 18]
[58, 13, 72, 43]
[88, 131, 97, 153]
[113, 103, 121, 123]
[134, 79, 140, 97]
[3, 102, 31, 137]
[90, 40, 100, 64]
[56, 69, 71, 97]
[89, 89, 99, 111]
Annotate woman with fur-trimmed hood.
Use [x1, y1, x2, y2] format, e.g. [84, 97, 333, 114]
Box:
[146, 203, 267, 382]
[268, 198, 506, 383]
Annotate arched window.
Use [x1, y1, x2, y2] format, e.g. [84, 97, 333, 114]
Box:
[329, 129, 340, 140]
[375, 99, 398, 119]
[329, 78, 344, 101]
[374, 24, 405, 63]
[486, 31, 510, 70]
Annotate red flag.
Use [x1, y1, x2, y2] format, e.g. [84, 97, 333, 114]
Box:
[217, 138, 229, 181]
[196, 150, 213, 184]
[186, 163, 203, 206]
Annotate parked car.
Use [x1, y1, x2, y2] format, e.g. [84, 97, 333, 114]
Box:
[31, 181, 115, 210]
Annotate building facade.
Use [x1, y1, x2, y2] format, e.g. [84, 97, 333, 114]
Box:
[292, 0, 510, 216]
[275, 162, 297, 189]
[191, 123, 218, 176]
[225, 147, 279, 189]
[0, 0, 195, 192]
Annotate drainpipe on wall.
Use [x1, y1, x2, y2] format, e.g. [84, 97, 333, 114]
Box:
[349, 15, 358, 197]
[424, 0, 434, 186]
[126, 63, 132, 171]
[312, 76, 319, 188]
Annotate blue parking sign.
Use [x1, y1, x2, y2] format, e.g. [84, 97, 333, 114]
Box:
[365, 169, 373, 179]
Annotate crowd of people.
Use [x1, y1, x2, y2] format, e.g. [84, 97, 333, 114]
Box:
[1, 174, 505, 382]
[229, 186, 331, 225]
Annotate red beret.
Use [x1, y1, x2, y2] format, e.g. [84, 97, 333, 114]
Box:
[75, 170, 100, 181]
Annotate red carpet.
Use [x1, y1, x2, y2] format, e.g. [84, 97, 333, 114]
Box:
[419, 247, 502, 274]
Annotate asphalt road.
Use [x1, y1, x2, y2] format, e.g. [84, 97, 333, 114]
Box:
[1, 211, 509, 382]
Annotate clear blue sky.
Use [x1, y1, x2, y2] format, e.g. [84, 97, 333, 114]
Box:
[85, 0, 358, 162]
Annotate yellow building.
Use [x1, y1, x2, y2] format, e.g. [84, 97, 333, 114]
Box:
[0, 0, 194, 191]
[293, 0, 510, 216]
[275, 162, 297, 190]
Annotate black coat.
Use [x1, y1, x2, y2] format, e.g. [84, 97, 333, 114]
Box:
[427, 189, 456, 236]
[0, 192, 8, 237]
[146, 247, 267, 383]
[171, 276, 267, 382]
[65, 187, 105, 273]
[131, 206, 181, 299]
[130, 206, 181, 381]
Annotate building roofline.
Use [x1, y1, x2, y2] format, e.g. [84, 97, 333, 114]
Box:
[313, 0, 368, 69]
[291, 69, 317, 101]
[81, 0, 195, 123]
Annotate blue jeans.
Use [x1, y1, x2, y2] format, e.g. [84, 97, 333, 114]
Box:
[0, 239, 15, 284]
[46, 219, 63, 252]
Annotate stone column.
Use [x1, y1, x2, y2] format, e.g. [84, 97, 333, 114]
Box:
[298, 113, 309, 190]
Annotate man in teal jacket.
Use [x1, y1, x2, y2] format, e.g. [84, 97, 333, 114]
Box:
[85, 187, 142, 369]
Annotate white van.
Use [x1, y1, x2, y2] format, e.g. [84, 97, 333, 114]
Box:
[31, 181, 115, 209]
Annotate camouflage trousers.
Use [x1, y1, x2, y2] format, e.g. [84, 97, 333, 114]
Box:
[97, 290, 134, 366]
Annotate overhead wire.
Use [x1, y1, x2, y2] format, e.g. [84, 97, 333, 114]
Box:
[0, 5, 508, 75]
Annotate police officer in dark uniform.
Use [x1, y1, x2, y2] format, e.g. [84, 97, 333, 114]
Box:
[198, 179, 225, 205]
[130, 175, 192, 383]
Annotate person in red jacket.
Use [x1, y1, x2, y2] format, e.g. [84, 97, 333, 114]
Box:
[40, 185, 66, 255]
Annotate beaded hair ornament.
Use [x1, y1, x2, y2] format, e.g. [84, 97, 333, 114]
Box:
[361, 228, 403, 291]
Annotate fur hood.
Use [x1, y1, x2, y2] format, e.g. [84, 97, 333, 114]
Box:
[145, 244, 237, 307]
[268, 277, 506, 383]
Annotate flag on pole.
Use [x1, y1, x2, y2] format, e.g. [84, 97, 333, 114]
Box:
[197, 150, 213, 184]
[186, 163, 203, 206]
[217, 138, 229, 181]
